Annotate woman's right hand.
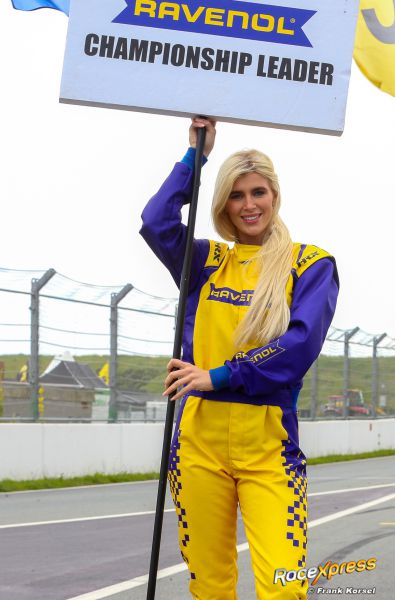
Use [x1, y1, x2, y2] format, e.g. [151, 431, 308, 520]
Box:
[189, 117, 216, 157]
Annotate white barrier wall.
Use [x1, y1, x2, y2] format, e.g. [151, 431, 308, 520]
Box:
[299, 419, 395, 457]
[0, 423, 165, 480]
[1, 420, 394, 480]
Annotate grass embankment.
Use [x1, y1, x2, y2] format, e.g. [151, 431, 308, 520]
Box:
[307, 448, 395, 465]
[0, 471, 159, 493]
[1, 450, 394, 493]
[1, 353, 394, 412]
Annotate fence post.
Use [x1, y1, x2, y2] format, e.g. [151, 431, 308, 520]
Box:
[342, 327, 359, 418]
[371, 333, 386, 418]
[29, 269, 56, 421]
[310, 359, 319, 420]
[0, 363, 4, 419]
[109, 284, 133, 422]
[174, 303, 178, 331]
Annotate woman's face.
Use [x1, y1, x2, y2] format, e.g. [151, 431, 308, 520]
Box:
[225, 172, 275, 245]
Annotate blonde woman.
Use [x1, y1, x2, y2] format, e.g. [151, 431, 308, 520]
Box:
[140, 117, 339, 600]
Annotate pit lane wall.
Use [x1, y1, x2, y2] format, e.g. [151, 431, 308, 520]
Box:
[1, 419, 394, 480]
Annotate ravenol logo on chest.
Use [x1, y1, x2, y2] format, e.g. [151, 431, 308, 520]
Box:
[207, 283, 254, 306]
[113, 0, 315, 48]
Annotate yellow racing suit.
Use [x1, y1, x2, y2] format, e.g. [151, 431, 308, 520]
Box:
[140, 157, 339, 599]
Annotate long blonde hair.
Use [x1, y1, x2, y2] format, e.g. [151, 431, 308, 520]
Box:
[211, 149, 294, 349]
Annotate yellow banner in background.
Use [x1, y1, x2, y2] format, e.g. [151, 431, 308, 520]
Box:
[98, 362, 109, 385]
[17, 363, 28, 383]
[354, 0, 395, 97]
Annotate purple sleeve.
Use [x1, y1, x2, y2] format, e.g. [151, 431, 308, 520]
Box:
[139, 162, 210, 289]
[223, 258, 339, 395]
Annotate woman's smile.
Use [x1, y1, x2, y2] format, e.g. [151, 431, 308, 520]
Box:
[226, 172, 275, 245]
[241, 213, 262, 224]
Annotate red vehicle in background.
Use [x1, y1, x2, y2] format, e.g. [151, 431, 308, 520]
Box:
[323, 389, 371, 417]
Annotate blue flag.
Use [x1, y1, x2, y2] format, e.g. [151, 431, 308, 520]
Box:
[11, 0, 69, 15]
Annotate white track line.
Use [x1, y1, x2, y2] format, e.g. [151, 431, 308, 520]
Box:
[66, 491, 395, 600]
[0, 509, 175, 530]
[2, 482, 394, 530]
[307, 492, 395, 528]
[309, 482, 395, 496]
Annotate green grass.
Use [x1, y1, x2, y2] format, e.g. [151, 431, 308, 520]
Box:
[0, 471, 159, 493]
[1, 353, 395, 411]
[307, 448, 395, 465]
[1, 450, 394, 492]
[299, 355, 395, 413]
[1, 353, 394, 411]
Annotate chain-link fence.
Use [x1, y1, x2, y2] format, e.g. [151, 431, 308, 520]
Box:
[0, 267, 394, 421]
[298, 327, 395, 419]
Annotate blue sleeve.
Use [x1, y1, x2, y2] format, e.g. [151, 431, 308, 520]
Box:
[139, 157, 210, 290]
[212, 258, 339, 395]
[181, 147, 208, 170]
[209, 364, 231, 390]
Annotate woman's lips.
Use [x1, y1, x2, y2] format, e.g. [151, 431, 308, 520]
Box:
[241, 214, 261, 224]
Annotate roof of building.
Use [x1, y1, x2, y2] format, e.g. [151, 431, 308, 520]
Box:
[40, 360, 107, 389]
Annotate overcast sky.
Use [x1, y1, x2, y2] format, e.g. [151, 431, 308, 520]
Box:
[1, 2, 394, 343]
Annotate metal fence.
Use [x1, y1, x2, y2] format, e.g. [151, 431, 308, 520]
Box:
[0, 267, 394, 421]
[298, 328, 395, 419]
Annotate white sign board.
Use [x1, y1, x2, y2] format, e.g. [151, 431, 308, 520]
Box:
[60, 0, 359, 135]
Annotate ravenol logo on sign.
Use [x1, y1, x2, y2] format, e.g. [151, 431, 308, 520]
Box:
[113, 0, 316, 48]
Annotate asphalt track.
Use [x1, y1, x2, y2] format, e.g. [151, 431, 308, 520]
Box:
[1, 456, 394, 600]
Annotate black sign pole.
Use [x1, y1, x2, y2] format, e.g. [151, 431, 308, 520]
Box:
[146, 125, 207, 600]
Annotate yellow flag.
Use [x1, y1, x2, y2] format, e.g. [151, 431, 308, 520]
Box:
[353, 0, 395, 96]
[98, 362, 109, 385]
[18, 364, 28, 383]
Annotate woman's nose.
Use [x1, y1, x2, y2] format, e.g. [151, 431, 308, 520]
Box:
[243, 194, 256, 209]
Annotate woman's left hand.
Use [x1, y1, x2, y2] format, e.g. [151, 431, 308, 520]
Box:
[163, 358, 214, 401]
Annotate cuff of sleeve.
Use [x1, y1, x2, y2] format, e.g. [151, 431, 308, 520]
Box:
[180, 147, 208, 170]
[209, 365, 231, 390]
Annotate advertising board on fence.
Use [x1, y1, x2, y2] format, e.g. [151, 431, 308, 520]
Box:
[60, 0, 359, 135]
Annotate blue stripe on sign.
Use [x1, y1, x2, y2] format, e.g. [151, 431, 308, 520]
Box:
[113, 0, 315, 48]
